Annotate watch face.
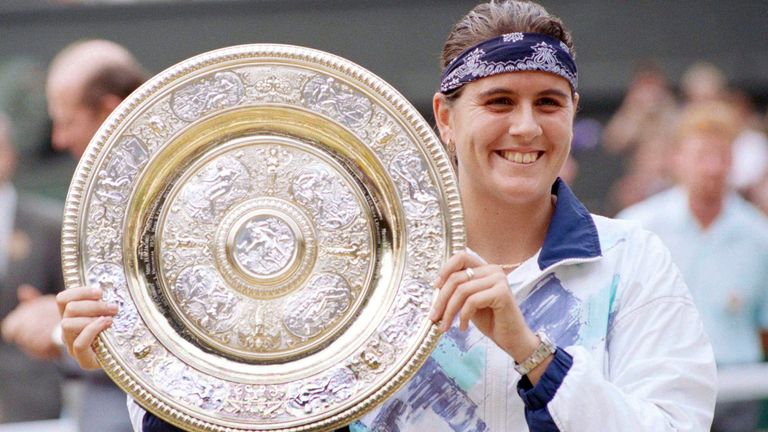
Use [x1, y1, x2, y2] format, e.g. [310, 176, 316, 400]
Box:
[61, 44, 464, 431]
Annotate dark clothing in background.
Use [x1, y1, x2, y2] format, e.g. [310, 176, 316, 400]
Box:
[0, 194, 65, 422]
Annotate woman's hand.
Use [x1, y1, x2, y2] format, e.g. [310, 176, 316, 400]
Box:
[429, 251, 551, 382]
[56, 286, 117, 369]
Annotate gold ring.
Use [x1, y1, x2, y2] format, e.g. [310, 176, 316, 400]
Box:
[465, 267, 475, 281]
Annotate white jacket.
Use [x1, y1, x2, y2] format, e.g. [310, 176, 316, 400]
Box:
[353, 179, 717, 431]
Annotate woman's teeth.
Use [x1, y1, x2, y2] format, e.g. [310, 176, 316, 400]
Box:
[499, 150, 540, 164]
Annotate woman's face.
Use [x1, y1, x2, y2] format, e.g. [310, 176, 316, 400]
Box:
[435, 71, 577, 205]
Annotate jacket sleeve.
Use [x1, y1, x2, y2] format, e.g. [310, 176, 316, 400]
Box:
[523, 230, 717, 431]
[127, 396, 144, 432]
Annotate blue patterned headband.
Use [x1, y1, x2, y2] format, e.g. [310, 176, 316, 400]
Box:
[440, 32, 578, 94]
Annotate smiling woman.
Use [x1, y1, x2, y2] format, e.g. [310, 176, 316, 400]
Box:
[350, 1, 717, 431]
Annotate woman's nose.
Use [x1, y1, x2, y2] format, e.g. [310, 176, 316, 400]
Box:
[507, 106, 542, 142]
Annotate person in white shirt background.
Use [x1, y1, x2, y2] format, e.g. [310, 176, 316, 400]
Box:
[619, 101, 768, 432]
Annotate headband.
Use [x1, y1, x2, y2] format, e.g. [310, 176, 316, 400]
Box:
[440, 32, 578, 94]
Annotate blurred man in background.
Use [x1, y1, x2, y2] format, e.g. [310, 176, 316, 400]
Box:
[46, 39, 145, 159]
[0, 113, 66, 423]
[619, 101, 768, 432]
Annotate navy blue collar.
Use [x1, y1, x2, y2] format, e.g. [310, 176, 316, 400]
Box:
[538, 178, 601, 269]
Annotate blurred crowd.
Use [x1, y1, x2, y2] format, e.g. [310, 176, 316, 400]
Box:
[601, 60, 768, 217]
[0, 39, 766, 432]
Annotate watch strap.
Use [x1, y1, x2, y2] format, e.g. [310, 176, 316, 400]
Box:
[514, 331, 556, 376]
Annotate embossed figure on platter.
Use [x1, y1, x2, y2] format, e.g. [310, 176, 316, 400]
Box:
[174, 266, 237, 334]
[290, 165, 360, 230]
[171, 71, 245, 122]
[302, 75, 373, 130]
[347, 335, 396, 383]
[284, 273, 352, 338]
[390, 151, 439, 218]
[237, 304, 282, 351]
[178, 156, 250, 223]
[254, 75, 292, 99]
[96, 137, 149, 204]
[287, 368, 357, 416]
[222, 384, 287, 419]
[154, 359, 227, 411]
[233, 216, 297, 277]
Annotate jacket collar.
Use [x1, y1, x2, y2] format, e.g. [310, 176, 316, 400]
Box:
[538, 178, 602, 269]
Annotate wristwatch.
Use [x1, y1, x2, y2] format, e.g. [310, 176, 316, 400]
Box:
[514, 331, 556, 376]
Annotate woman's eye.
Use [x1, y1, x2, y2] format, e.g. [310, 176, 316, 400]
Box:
[486, 97, 514, 106]
[537, 97, 563, 107]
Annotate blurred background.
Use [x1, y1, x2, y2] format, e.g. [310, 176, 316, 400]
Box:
[0, 0, 767, 431]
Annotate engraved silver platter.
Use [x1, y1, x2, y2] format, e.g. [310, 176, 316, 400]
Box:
[61, 44, 464, 431]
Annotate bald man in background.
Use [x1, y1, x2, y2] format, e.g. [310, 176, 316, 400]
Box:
[2, 39, 146, 431]
[47, 39, 146, 158]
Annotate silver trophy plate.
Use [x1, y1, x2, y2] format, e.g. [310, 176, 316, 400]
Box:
[61, 44, 464, 431]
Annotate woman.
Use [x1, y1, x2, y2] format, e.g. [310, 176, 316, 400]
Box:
[58, 1, 716, 431]
[351, 3, 716, 431]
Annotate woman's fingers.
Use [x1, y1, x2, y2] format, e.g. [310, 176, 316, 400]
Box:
[430, 265, 478, 322]
[70, 316, 112, 370]
[431, 264, 500, 327]
[442, 273, 503, 332]
[429, 272, 469, 322]
[61, 316, 97, 361]
[431, 252, 485, 322]
[56, 286, 102, 317]
[63, 299, 118, 319]
[56, 285, 116, 370]
[434, 251, 483, 288]
[431, 258, 518, 338]
[61, 316, 98, 340]
[458, 286, 503, 331]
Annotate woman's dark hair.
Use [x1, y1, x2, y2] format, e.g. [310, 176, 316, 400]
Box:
[440, 0, 575, 71]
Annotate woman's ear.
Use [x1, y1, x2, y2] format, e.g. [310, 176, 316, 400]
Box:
[433, 92, 453, 144]
[573, 92, 580, 113]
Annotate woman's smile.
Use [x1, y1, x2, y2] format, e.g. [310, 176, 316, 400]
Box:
[496, 149, 544, 165]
